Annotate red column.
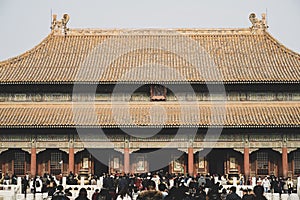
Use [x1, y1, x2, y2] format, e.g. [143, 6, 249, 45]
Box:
[31, 148, 37, 177]
[124, 148, 130, 174]
[188, 147, 194, 176]
[244, 147, 250, 179]
[282, 147, 288, 178]
[69, 147, 75, 173]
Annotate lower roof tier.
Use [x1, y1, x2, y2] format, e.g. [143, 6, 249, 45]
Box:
[0, 102, 299, 128]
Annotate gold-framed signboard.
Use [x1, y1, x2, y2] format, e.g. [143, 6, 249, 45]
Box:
[113, 157, 120, 169]
[136, 157, 145, 171]
[173, 159, 182, 172]
[199, 157, 205, 169]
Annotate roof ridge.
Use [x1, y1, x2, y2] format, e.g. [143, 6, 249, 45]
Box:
[57, 27, 257, 36]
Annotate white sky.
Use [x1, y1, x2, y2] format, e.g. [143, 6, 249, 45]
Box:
[0, 0, 299, 61]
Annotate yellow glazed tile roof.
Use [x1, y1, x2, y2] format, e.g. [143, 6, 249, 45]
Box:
[0, 102, 299, 128]
[0, 28, 299, 84]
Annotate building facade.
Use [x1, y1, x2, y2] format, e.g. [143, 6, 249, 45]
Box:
[0, 13, 300, 180]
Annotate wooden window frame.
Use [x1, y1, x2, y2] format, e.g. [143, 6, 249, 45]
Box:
[256, 152, 269, 175]
[50, 152, 62, 175]
[294, 152, 300, 175]
[14, 152, 26, 176]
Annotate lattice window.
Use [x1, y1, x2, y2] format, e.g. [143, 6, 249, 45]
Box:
[294, 152, 300, 174]
[50, 152, 62, 175]
[14, 152, 25, 176]
[257, 152, 268, 175]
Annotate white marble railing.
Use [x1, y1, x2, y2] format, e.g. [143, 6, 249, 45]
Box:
[1, 179, 300, 200]
[0, 184, 21, 200]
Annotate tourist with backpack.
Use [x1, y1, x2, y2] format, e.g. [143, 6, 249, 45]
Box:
[35, 176, 43, 193]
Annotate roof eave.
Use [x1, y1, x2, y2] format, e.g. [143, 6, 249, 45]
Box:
[1, 80, 300, 85]
[0, 125, 299, 129]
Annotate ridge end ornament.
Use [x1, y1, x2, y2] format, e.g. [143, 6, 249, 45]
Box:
[249, 13, 268, 32]
[51, 13, 70, 35]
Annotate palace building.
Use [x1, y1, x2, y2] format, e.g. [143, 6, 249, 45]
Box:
[0, 13, 300, 179]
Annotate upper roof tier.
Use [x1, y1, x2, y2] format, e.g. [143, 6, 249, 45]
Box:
[1, 14, 300, 84]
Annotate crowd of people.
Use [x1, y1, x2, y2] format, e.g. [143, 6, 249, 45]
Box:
[0, 171, 298, 200]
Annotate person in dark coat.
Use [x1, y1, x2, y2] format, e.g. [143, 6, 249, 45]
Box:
[273, 177, 284, 196]
[221, 188, 228, 200]
[226, 186, 242, 200]
[118, 176, 129, 192]
[241, 188, 255, 200]
[106, 176, 115, 190]
[75, 188, 90, 200]
[52, 185, 70, 200]
[253, 185, 267, 200]
[205, 174, 213, 188]
[22, 176, 29, 197]
[92, 189, 99, 200]
[177, 180, 189, 200]
[11, 174, 17, 185]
